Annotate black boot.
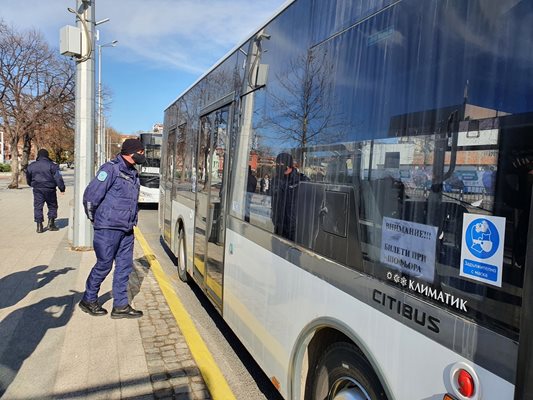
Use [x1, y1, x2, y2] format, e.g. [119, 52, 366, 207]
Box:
[36, 222, 44, 233]
[78, 300, 108, 316]
[48, 218, 59, 231]
[111, 304, 143, 319]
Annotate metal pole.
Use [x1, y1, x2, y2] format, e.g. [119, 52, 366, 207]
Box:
[97, 43, 103, 168]
[104, 118, 107, 160]
[0, 130, 4, 163]
[106, 121, 109, 160]
[96, 40, 116, 165]
[73, 0, 95, 249]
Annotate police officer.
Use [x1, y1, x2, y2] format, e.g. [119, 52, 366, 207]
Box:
[271, 152, 308, 241]
[26, 149, 66, 233]
[78, 138, 145, 318]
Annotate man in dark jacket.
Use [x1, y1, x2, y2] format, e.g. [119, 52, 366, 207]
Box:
[271, 153, 308, 241]
[79, 138, 145, 319]
[26, 149, 66, 233]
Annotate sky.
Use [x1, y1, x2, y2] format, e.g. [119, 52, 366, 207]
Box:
[0, 0, 289, 134]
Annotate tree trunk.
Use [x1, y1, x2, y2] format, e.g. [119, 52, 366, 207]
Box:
[8, 137, 20, 189]
[54, 146, 64, 164]
[19, 134, 32, 186]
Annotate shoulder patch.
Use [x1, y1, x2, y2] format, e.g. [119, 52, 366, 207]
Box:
[97, 171, 108, 182]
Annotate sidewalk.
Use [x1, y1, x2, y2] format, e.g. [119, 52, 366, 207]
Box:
[0, 172, 210, 400]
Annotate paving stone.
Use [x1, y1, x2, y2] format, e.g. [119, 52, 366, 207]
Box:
[194, 390, 211, 400]
[147, 360, 165, 368]
[182, 360, 196, 368]
[162, 350, 177, 357]
[173, 385, 191, 395]
[153, 380, 171, 391]
[191, 383, 207, 392]
[145, 347, 160, 354]
[153, 388, 174, 399]
[150, 372, 169, 382]
[146, 353, 162, 361]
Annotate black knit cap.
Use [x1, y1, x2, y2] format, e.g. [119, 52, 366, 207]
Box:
[121, 138, 144, 155]
[275, 152, 293, 168]
[37, 149, 49, 159]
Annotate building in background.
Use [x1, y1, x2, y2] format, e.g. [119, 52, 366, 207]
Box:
[152, 123, 163, 134]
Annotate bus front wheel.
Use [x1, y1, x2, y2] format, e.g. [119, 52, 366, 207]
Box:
[308, 342, 386, 400]
[177, 229, 188, 282]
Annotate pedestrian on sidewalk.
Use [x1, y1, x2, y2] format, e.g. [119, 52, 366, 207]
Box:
[26, 149, 66, 233]
[79, 138, 146, 319]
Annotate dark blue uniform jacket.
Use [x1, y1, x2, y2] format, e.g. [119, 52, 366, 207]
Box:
[83, 155, 140, 231]
[271, 168, 309, 241]
[26, 156, 65, 191]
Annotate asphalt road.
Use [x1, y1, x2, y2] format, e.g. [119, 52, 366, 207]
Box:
[137, 204, 284, 400]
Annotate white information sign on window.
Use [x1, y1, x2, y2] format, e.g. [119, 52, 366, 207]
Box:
[380, 217, 438, 282]
[460, 213, 506, 287]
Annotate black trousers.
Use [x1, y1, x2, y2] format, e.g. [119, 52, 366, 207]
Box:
[33, 188, 58, 222]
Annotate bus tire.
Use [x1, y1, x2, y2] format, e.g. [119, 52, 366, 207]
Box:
[177, 229, 188, 282]
[308, 342, 386, 400]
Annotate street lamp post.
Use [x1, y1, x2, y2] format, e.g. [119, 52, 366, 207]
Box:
[97, 40, 117, 168]
[68, 0, 95, 249]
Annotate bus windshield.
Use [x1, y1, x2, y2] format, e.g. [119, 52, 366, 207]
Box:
[138, 133, 162, 203]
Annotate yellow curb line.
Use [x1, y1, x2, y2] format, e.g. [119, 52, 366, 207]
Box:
[134, 227, 236, 400]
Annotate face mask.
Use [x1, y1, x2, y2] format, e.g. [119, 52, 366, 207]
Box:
[480, 240, 493, 253]
[132, 153, 146, 165]
[276, 164, 289, 177]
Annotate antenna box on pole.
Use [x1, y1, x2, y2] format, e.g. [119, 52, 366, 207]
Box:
[60, 25, 81, 57]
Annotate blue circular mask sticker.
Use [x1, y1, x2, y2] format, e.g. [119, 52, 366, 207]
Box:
[465, 218, 499, 259]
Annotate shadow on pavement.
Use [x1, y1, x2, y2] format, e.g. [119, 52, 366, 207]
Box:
[0, 266, 75, 309]
[54, 218, 69, 229]
[97, 291, 113, 308]
[129, 256, 150, 302]
[0, 291, 81, 397]
[138, 203, 158, 211]
[52, 369, 195, 399]
[159, 236, 179, 267]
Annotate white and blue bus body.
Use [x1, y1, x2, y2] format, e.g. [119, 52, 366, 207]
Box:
[160, 1, 533, 399]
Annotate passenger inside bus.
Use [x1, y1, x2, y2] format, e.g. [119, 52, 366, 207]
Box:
[245, 166, 257, 222]
[271, 152, 308, 241]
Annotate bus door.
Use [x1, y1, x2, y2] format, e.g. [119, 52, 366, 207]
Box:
[193, 105, 231, 309]
[162, 128, 176, 243]
[498, 114, 533, 399]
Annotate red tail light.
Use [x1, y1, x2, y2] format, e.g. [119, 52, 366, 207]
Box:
[457, 369, 475, 397]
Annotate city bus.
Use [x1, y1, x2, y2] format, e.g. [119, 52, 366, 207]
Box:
[159, 1, 533, 399]
[138, 132, 162, 204]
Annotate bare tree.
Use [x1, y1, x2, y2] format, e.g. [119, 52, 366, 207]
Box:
[36, 57, 76, 162]
[34, 102, 75, 164]
[106, 126, 124, 160]
[265, 49, 344, 166]
[0, 21, 75, 188]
